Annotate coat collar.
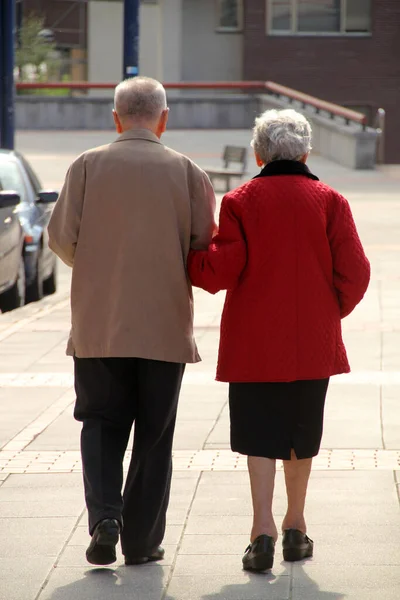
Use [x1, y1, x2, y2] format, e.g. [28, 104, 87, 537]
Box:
[254, 160, 319, 181]
[114, 128, 163, 145]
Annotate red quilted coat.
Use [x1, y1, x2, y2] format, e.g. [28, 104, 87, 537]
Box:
[188, 160, 370, 383]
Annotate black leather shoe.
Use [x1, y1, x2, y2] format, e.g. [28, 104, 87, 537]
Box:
[86, 519, 120, 565]
[242, 535, 275, 572]
[282, 529, 313, 562]
[124, 546, 165, 566]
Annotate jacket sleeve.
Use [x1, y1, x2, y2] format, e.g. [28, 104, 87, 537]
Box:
[187, 194, 247, 294]
[189, 166, 217, 250]
[327, 192, 370, 318]
[47, 154, 86, 268]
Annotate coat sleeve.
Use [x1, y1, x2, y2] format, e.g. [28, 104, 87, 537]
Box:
[327, 192, 370, 318]
[187, 194, 247, 294]
[189, 165, 217, 250]
[47, 154, 86, 268]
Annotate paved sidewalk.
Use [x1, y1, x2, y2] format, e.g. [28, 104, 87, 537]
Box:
[0, 131, 399, 600]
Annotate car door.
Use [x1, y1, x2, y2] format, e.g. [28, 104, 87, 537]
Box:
[0, 200, 23, 294]
[18, 154, 55, 278]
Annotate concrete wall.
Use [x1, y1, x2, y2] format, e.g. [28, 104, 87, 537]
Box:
[258, 96, 378, 170]
[15, 94, 378, 169]
[87, 0, 242, 87]
[87, 0, 165, 95]
[182, 0, 243, 81]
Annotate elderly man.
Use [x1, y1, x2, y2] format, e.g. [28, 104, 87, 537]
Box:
[48, 77, 216, 566]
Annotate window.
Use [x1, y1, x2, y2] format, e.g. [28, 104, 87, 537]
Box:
[268, 0, 371, 35]
[216, 0, 243, 32]
[0, 160, 26, 203]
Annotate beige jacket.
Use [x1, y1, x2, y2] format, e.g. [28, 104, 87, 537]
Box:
[48, 129, 216, 363]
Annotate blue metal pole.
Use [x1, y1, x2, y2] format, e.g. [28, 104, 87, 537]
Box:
[0, 0, 15, 150]
[123, 0, 140, 80]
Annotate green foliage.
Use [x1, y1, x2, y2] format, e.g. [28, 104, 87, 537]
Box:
[15, 13, 57, 79]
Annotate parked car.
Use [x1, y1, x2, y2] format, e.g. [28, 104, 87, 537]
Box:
[0, 150, 58, 312]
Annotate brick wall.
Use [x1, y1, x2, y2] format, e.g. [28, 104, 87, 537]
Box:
[244, 0, 400, 163]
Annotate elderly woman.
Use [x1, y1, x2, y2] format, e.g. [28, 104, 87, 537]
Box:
[188, 109, 370, 572]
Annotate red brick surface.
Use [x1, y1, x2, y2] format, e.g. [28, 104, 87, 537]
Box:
[244, 0, 400, 163]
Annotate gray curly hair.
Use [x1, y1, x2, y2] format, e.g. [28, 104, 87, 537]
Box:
[251, 109, 312, 164]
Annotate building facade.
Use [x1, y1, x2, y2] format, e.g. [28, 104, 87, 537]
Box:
[243, 0, 400, 162]
[18, 1, 400, 162]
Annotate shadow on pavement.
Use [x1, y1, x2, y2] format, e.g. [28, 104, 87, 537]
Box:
[46, 564, 166, 600]
[196, 564, 346, 600]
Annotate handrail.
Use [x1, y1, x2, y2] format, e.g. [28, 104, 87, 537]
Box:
[15, 80, 369, 128]
[265, 81, 368, 128]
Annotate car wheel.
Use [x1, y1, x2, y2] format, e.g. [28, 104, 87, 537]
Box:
[0, 257, 26, 313]
[43, 260, 57, 296]
[25, 253, 44, 304]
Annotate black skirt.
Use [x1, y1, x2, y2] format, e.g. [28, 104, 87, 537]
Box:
[229, 379, 329, 460]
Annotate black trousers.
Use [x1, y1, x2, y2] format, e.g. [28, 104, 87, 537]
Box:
[74, 356, 185, 557]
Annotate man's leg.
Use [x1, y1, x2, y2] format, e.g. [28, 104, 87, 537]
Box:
[120, 359, 185, 559]
[74, 357, 135, 534]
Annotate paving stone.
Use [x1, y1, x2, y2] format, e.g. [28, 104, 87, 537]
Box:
[167, 567, 290, 600]
[0, 517, 76, 558]
[38, 565, 168, 600]
[0, 557, 56, 600]
[292, 564, 400, 600]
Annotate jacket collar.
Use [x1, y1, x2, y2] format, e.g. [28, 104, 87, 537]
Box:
[254, 160, 319, 181]
[114, 128, 163, 145]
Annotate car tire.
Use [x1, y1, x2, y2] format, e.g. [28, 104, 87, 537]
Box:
[43, 261, 57, 296]
[0, 257, 26, 313]
[25, 253, 44, 304]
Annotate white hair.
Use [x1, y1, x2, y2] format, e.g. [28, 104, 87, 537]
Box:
[114, 76, 167, 122]
[252, 109, 312, 164]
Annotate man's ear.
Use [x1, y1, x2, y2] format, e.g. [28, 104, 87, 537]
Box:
[113, 110, 123, 134]
[157, 108, 169, 137]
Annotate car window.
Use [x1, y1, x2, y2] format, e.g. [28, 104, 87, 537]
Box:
[18, 155, 42, 194]
[0, 160, 27, 202]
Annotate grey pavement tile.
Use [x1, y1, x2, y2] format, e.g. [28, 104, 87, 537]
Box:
[166, 567, 290, 600]
[196, 481, 252, 496]
[173, 420, 217, 451]
[170, 471, 200, 480]
[0, 387, 68, 448]
[1, 473, 83, 488]
[200, 472, 252, 486]
[0, 556, 55, 600]
[68, 524, 183, 548]
[165, 506, 191, 525]
[0, 517, 76, 558]
[57, 544, 177, 567]
[177, 401, 226, 421]
[322, 385, 382, 448]
[38, 564, 168, 600]
[179, 534, 250, 555]
[190, 494, 252, 516]
[292, 564, 400, 600]
[0, 499, 84, 518]
[0, 485, 82, 503]
[309, 542, 400, 566]
[27, 411, 81, 451]
[305, 502, 400, 526]
[308, 470, 396, 491]
[185, 516, 252, 535]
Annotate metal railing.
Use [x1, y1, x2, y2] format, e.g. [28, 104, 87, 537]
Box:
[15, 79, 371, 131]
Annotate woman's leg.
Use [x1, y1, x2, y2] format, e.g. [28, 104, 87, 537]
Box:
[281, 449, 312, 533]
[247, 456, 278, 542]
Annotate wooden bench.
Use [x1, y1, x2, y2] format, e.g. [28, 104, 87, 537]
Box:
[204, 146, 248, 192]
